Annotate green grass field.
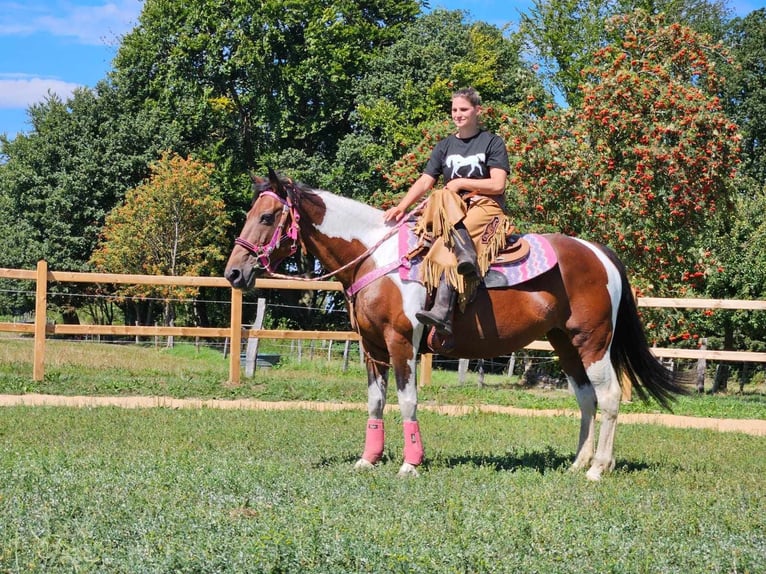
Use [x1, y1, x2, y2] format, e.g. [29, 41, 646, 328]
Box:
[1, 407, 764, 573]
[0, 338, 764, 420]
[0, 338, 764, 572]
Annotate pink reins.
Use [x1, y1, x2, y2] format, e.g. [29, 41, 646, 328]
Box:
[234, 187, 425, 297]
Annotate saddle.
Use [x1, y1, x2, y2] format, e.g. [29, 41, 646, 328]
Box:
[399, 226, 551, 290]
[495, 233, 531, 264]
[395, 225, 558, 354]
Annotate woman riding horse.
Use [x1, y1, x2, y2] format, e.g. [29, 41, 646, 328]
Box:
[383, 87, 512, 336]
[225, 170, 686, 480]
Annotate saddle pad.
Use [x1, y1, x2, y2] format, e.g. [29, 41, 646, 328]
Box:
[398, 226, 557, 289]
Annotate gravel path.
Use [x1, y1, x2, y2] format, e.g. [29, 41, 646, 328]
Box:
[2, 393, 765, 436]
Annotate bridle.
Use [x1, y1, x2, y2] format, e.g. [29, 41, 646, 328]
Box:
[233, 190, 302, 274]
[233, 184, 421, 296]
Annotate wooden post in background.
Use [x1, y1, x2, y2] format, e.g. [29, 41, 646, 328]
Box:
[228, 287, 243, 384]
[33, 260, 48, 382]
[420, 353, 432, 386]
[244, 297, 266, 377]
[696, 337, 707, 393]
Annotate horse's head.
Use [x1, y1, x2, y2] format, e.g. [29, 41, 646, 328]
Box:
[224, 168, 301, 289]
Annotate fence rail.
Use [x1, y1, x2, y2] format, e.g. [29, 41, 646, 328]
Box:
[1, 261, 765, 387]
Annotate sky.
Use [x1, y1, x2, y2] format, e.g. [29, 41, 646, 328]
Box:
[0, 0, 763, 140]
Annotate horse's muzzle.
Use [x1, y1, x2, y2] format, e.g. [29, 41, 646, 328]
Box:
[224, 263, 257, 289]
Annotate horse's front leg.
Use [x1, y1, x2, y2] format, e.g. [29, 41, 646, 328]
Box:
[394, 350, 423, 478]
[354, 357, 389, 470]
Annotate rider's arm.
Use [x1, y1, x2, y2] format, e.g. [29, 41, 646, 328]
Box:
[444, 167, 507, 197]
[383, 173, 437, 222]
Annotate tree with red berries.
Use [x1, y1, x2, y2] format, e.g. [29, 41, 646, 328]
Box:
[504, 11, 740, 298]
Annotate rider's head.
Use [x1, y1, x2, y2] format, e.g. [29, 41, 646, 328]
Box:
[452, 87, 481, 107]
[450, 87, 482, 137]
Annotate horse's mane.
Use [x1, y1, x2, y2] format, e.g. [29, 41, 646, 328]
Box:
[284, 177, 385, 226]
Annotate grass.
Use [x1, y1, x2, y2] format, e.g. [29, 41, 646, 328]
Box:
[0, 338, 764, 420]
[0, 407, 764, 573]
[0, 338, 764, 572]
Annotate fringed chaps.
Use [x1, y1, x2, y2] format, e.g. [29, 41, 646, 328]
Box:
[414, 188, 511, 310]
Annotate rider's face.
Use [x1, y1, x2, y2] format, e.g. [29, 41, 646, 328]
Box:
[451, 96, 480, 131]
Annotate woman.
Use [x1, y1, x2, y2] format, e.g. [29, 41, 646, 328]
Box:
[383, 87, 511, 336]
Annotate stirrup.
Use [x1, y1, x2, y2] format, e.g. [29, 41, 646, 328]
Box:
[415, 309, 453, 336]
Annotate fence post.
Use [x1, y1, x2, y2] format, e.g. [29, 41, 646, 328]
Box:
[244, 297, 266, 377]
[696, 337, 707, 393]
[33, 260, 48, 381]
[420, 353, 432, 386]
[342, 340, 351, 372]
[458, 358, 469, 384]
[228, 287, 243, 384]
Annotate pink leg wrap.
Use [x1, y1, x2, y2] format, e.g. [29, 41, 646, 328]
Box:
[403, 420, 424, 465]
[362, 418, 385, 464]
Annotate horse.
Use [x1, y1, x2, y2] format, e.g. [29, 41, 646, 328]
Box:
[224, 169, 687, 481]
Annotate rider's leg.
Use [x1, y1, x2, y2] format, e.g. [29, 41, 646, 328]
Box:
[415, 275, 456, 335]
[452, 223, 478, 278]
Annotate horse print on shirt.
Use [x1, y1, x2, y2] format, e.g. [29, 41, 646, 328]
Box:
[445, 153, 486, 178]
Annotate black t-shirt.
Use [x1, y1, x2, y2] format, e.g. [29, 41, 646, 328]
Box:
[423, 130, 510, 208]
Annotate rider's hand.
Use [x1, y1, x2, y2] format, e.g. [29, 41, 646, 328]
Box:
[384, 206, 405, 222]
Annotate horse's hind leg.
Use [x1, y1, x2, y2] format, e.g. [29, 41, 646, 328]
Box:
[549, 331, 597, 472]
[562, 361, 620, 480]
[584, 356, 622, 481]
[570, 380, 597, 472]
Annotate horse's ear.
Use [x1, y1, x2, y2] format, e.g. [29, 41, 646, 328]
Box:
[266, 167, 288, 200]
[248, 171, 267, 202]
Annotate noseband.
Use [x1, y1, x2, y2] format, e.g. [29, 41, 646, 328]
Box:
[234, 190, 301, 273]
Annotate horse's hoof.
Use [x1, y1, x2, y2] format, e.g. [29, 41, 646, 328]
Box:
[586, 464, 605, 481]
[396, 462, 420, 478]
[569, 459, 590, 473]
[354, 458, 376, 471]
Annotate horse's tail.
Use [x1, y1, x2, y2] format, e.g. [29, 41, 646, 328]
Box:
[601, 247, 689, 410]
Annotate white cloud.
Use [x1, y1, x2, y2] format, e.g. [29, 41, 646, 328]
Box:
[0, 74, 81, 109]
[0, 0, 142, 46]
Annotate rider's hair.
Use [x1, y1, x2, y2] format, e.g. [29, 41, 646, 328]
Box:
[452, 87, 481, 107]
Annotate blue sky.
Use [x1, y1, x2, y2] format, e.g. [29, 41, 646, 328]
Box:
[0, 0, 763, 140]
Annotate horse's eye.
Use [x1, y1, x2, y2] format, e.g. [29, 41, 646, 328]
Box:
[259, 212, 275, 225]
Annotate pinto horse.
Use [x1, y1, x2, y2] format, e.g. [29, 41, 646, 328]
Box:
[225, 170, 686, 481]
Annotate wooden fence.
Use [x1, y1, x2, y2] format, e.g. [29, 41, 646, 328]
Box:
[1, 261, 766, 389]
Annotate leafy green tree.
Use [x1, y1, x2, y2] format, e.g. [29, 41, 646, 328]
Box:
[507, 12, 740, 304]
[0, 85, 163, 319]
[703, 178, 766, 351]
[111, 0, 421, 182]
[724, 8, 766, 186]
[520, 0, 731, 106]
[90, 153, 231, 326]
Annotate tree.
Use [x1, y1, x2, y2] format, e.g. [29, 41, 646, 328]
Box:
[703, 178, 766, 350]
[0, 85, 163, 319]
[520, 0, 731, 106]
[90, 153, 231, 326]
[506, 12, 740, 302]
[111, 0, 421, 180]
[724, 8, 766, 186]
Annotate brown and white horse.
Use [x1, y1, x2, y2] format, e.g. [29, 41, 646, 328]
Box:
[225, 170, 686, 480]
